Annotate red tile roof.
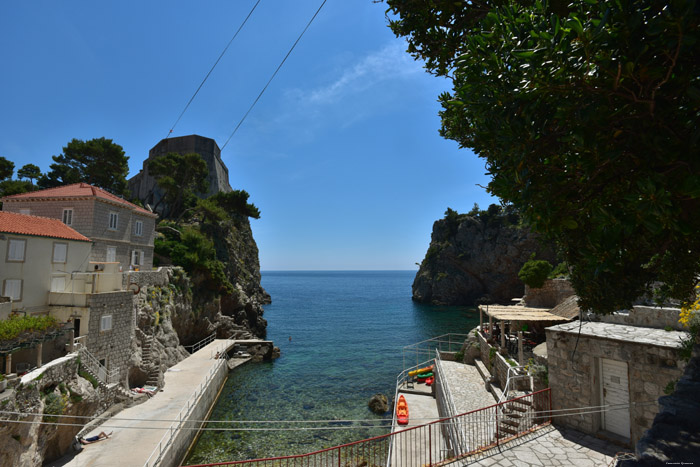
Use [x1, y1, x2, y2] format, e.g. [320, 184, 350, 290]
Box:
[1, 183, 156, 216]
[0, 211, 91, 242]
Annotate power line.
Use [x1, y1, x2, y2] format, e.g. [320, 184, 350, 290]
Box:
[220, 0, 328, 150]
[165, 0, 263, 139]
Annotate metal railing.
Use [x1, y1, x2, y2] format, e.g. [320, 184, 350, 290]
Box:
[432, 349, 463, 457]
[78, 347, 119, 385]
[184, 333, 217, 354]
[182, 389, 552, 467]
[497, 365, 532, 405]
[401, 334, 470, 371]
[143, 339, 233, 467]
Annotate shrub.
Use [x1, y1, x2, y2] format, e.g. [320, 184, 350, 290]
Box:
[518, 255, 553, 288]
[0, 315, 60, 341]
[43, 392, 65, 422]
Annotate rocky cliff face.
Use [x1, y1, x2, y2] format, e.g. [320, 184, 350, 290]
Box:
[413, 213, 556, 305]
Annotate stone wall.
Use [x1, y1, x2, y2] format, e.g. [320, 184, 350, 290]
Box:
[123, 267, 170, 289]
[545, 321, 687, 446]
[593, 306, 683, 331]
[523, 279, 575, 308]
[85, 291, 134, 384]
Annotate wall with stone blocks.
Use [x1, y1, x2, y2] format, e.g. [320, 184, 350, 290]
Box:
[545, 326, 685, 446]
[595, 306, 683, 331]
[523, 279, 575, 308]
[123, 267, 170, 289]
[86, 291, 134, 384]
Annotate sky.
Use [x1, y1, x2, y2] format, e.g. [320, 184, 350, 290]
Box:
[0, 1, 496, 271]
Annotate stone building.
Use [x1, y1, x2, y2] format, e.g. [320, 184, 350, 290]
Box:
[1, 183, 157, 270]
[546, 320, 687, 447]
[128, 134, 233, 212]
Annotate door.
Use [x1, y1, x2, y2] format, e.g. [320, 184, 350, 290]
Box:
[74, 318, 81, 338]
[106, 246, 117, 263]
[600, 358, 630, 438]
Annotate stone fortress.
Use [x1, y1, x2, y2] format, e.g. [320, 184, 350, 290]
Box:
[128, 134, 232, 212]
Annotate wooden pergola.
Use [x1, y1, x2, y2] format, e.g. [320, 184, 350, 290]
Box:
[478, 305, 571, 364]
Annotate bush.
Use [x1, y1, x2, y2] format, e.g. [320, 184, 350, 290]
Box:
[518, 255, 553, 288]
[0, 315, 60, 342]
[43, 392, 65, 422]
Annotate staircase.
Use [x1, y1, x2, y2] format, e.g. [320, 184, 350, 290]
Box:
[497, 398, 532, 437]
[141, 332, 160, 388]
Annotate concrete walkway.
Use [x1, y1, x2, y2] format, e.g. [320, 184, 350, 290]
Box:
[440, 361, 495, 414]
[458, 423, 627, 466]
[54, 339, 242, 467]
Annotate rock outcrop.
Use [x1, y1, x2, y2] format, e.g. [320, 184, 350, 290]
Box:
[413, 210, 556, 305]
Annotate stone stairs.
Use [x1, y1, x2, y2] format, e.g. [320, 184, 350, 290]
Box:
[473, 358, 536, 439]
[141, 333, 160, 388]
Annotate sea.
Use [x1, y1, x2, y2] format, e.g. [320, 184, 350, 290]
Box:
[184, 270, 479, 464]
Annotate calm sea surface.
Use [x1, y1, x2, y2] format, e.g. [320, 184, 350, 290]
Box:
[185, 270, 478, 463]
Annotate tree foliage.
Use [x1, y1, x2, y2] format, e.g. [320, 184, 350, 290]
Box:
[39, 137, 129, 195]
[17, 164, 42, 185]
[387, 0, 700, 313]
[147, 152, 208, 219]
[0, 157, 14, 181]
[519, 256, 554, 289]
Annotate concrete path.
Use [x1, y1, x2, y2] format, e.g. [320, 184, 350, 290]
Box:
[54, 339, 241, 467]
[440, 361, 495, 415]
[390, 391, 446, 467]
[458, 423, 628, 466]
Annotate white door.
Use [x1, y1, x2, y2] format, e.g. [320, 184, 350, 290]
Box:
[106, 246, 117, 263]
[600, 358, 630, 438]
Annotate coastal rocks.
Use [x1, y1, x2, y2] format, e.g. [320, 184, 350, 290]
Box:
[413, 211, 556, 305]
[368, 394, 389, 414]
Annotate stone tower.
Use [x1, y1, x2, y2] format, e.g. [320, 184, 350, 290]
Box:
[128, 135, 232, 211]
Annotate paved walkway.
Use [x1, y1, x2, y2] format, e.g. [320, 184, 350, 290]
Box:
[51, 339, 242, 467]
[458, 423, 627, 466]
[440, 360, 495, 414]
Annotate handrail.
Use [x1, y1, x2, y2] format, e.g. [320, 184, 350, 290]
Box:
[143, 339, 233, 467]
[78, 347, 119, 385]
[497, 365, 531, 405]
[184, 388, 552, 467]
[184, 333, 217, 354]
[433, 348, 466, 456]
[401, 333, 471, 370]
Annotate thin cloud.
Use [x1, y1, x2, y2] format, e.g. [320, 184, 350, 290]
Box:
[305, 41, 422, 105]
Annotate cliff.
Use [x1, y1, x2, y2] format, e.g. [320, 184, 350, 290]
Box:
[413, 208, 556, 305]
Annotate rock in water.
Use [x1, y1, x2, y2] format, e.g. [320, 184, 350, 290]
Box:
[368, 394, 389, 414]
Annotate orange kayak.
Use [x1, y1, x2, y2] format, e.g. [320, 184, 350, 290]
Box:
[396, 395, 409, 425]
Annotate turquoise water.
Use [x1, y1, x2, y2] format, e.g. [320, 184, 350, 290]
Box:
[185, 271, 478, 463]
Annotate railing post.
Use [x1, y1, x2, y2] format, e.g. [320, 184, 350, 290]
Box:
[429, 424, 432, 466]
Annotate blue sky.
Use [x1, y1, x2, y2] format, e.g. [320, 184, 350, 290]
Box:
[0, 1, 495, 270]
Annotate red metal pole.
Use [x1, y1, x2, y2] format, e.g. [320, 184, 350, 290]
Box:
[429, 424, 432, 466]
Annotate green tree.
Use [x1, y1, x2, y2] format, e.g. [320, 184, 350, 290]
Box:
[209, 190, 261, 219]
[386, 0, 700, 313]
[147, 152, 208, 219]
[0, 180, 33, 198]
[17, 164, 42, 185]
[0, 157, 14, 181]
[40, 137, 129, 195]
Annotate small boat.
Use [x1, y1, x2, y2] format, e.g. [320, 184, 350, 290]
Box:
[396, 395, 409, 425]
[408, 365, 434, 377]
[416, 372, 434, 379]
[425, 376, 434, 386]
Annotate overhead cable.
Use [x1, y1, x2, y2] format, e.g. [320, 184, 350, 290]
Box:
[166, 0, 263, 139]
[221, 0, 328, 150]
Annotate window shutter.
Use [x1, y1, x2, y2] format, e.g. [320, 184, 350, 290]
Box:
[53, 243, 67, 263]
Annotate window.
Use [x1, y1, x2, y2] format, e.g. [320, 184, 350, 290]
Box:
[50, 276, 66, 292]
[20, 209, 30, 215]
[6, 239, 26, 262]
[52, 242, 68, 263]
[2, 279, 22, 301]
[100, 315, 113, 332]
[62, 208, 73, 226]
[131, 250, 144, 266]
[134, 220, 143, 236]
[106, 246, 117, 263]
[108, 212, 118, 230]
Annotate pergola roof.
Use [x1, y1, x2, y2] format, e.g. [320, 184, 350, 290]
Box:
[478, 305, 570, 322]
